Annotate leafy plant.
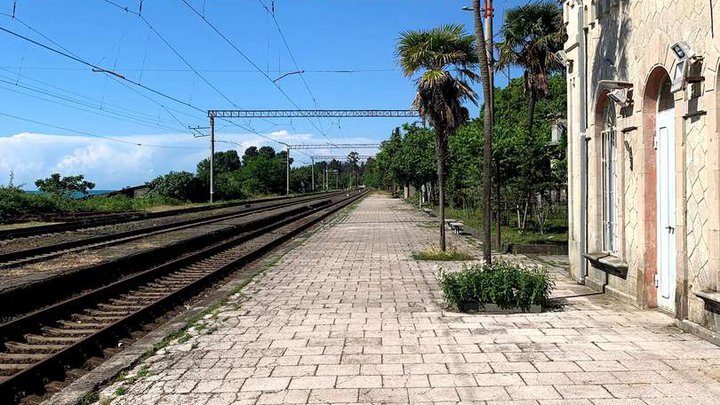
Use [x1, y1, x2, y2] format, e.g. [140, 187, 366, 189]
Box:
[436, 260, 553, 311]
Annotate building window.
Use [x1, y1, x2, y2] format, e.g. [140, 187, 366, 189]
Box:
[601, 104, 618, 254]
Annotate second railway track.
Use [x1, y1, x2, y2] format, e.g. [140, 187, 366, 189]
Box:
[0, 191, 347, 268]
[0, 189, 367, 404]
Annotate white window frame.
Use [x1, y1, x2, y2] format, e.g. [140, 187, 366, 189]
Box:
[601, 129, 618, 254]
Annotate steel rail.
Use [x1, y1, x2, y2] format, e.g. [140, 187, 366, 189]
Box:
[0, 190, 367, 402]
[0, 191, 333, 241]
[0, 191, 347, 268]
[0, 198, 334, 319]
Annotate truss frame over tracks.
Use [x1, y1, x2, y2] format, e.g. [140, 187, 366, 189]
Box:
[207, 109, 420, 118]
[206, 109, 419, 200]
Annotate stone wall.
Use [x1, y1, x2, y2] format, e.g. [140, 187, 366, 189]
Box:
[564, 0, 720, 332]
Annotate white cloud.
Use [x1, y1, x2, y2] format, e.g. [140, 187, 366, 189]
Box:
[0, 131, 380, 190]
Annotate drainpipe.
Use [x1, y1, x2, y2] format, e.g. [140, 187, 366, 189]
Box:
[578, 0, 588, 284]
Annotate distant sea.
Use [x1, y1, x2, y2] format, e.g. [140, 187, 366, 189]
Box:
[25, 190, 116, 199]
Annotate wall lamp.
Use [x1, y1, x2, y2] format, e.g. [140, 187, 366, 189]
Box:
[670, 41, 702, 93]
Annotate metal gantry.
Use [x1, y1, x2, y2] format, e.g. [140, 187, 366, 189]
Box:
[206, 109, 415, 199]
[289, 143, 379, 150]
[309, 155, 375, 192]
[208, 109, 419, 118]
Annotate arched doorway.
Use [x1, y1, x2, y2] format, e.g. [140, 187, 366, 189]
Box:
[643, 66, 677, 310]
[655, 74, 676, 311]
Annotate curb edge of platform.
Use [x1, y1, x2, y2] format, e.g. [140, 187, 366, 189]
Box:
[45, 198, 361, 405]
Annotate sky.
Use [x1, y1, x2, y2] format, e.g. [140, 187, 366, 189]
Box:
[0, 0, 527, 190]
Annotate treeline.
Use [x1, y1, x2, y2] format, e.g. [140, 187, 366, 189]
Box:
[0, 145, 366, 223]
[154, 145, 366, 202]
[364, 75, 567, 235]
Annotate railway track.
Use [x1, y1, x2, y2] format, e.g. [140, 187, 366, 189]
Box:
[0, 191, 346, 268]
[0, 190, 367, 403]
[0, 192, 329, 241]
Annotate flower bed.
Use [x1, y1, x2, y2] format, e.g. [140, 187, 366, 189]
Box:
[436, 261, 553, 313]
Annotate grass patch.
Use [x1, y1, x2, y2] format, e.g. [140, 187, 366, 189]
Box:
[176, 332, 192, 344]
[136, 366, 149, 378]
[429, 206, 568, 245]
[78, 391, 99, 405]
[412, 246, 474, 261]
[114, 386, 126, 396]
[436, 260, 553, 311]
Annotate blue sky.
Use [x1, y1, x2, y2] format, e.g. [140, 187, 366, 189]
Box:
[0, 0, 526, 190]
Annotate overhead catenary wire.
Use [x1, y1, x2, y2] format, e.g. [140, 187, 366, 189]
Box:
[0, 110, 204, 150]
[0, 78, 187, 134]
[178, 0, 337, 146]
[0, 12, 317, 155]
[0, 12, 202, 132]
[256, 0, 335, 142]
[0, 66, 396, 73]
[0, 69, 190, 132]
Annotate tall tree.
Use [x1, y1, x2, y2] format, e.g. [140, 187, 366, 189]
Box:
[473, 0, 495, 263]
[495, 1, 564, 136]
[397, 24, 478, 251]
[35, 173, 95, 197]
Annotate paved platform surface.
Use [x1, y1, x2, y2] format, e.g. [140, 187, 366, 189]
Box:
[102, 194, 720, 404]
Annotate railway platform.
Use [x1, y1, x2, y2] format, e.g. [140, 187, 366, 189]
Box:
[93, 193, 720, 404]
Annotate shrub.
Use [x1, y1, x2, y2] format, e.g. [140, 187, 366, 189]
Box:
[436, 260, 553, 311]
[146, 171, 202, 202]
[0, 187, 66, 223]
[76, 195, 135, 212]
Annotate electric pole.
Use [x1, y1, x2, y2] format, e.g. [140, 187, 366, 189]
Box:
[209, 113, 215, 203]
[286, 145, 290, 195]
[311, 157, 315, 192]
[485, 0, 501, 249]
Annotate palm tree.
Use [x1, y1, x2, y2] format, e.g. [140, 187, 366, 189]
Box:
[472, 0, 495, 264]
[496, 1, 564, 136]
[397, 24, 478, 252]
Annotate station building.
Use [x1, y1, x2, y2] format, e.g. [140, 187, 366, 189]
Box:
[564, 0, 720, 337]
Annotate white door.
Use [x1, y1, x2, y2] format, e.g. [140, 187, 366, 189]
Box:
[656, 108, 676, 311]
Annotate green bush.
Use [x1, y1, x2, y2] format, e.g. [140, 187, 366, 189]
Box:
[0, 187, 65, 223]
[146, 171, 202, 202]
[76, 195, 135, 212]
[436, 260, 553, 311]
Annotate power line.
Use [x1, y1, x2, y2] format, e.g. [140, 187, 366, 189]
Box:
[0, 17, 308, 151]
[0, 110, 204, 150]
[137, 14, 240, 109]
[0, 14, 204, 131]
[0, 24, 209, 114]
[102, 1, 241, 109]
[0, 66, 396, 73]
[0, 70, 188, 132]
[257, 0, 332, 140]
[0, 79, 186, 133]
[178, 0, 337, 145]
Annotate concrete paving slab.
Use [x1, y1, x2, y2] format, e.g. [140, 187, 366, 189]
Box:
[92, 194, 720, 404]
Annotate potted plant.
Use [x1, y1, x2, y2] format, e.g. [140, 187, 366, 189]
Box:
[436, 261, 553, 313]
